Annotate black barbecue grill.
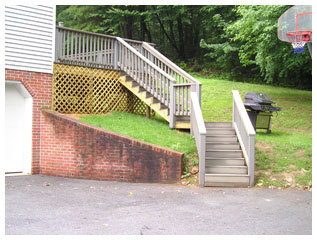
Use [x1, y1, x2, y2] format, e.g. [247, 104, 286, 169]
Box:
[244, 92, 281, 133]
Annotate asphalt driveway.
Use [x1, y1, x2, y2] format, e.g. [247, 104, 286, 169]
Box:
[5, 175, 312, 235]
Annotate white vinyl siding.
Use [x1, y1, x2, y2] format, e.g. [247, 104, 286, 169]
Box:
[5, 5, 55, 74]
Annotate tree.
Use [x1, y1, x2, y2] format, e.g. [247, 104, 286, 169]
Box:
[56, 5, 312, 89]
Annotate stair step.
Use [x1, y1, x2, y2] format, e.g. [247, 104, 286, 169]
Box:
[205, 174, 250, 187]
[206, 150, 243, 158]
[206, 128, 235, 135]
[205, 166, 248, 174]
[206, 142, 240, 150]
[205, 122, 232, 128]
[206, 135, 238, 142]
[175, 116, 190, 122]
[175, 121, 190, 129]
[119, 76, 170, 122]
[206, 158, 245, 166]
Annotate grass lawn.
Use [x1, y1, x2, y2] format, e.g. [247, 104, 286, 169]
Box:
[79, 112, 198, 178]
[194, 73, 312, 189]
[77, 74, 312, 189]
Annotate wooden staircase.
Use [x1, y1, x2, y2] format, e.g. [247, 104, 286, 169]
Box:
[119, 74, 170, 121]
[55, 26, 255, 187]
[119, 74, 191, 129]
[204, 122, 249, 187]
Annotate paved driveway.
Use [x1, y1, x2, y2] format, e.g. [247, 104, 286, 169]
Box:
[5, 175, 311, 235]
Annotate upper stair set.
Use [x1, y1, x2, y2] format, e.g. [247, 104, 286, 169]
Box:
[54, 25, 256, 187]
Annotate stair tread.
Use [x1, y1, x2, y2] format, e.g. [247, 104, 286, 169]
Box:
[206, 157, 244, 160]
[206, 142, 239, 144]
[206, 127, 234, 130]
[205, 173, 249, 177]
[206, 134, 237, 137]
[206, 165, 247, 168]
[206, 149, 242, 152]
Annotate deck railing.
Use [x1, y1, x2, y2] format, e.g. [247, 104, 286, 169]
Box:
[190, 91, 206, 187]
[55, 26, 145, 69]
[141, 42, 202, 118]
[232, 90, 256, 186]
[116, 37, 176, 108]
[55, 25, 202, 127]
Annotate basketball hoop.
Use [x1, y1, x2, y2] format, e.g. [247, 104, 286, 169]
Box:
[286, 30, 312, 54]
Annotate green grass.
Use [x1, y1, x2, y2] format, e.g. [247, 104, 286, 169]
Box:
[78, 74, 312, 189]
[193, 73, 312, 189]
[79, 112, 198, 175]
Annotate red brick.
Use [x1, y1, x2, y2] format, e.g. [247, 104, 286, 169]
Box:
[40, 110, 183, 183]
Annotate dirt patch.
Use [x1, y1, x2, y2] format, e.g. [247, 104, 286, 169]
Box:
[66, 114, 82, 120]
[256, 141, 274, 152]
[279, 127, 311, 134]
[256, 141, 274, 158]
[255, 168, 309, 189]
[296, 149, 307, 160]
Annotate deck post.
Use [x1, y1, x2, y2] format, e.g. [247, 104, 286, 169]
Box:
[146, 106, 151, 118]
[114, 40, 118, 70]
[169, 82, 175, 128]
[55, 27, 59, 62]
[196, 83, 202, 107]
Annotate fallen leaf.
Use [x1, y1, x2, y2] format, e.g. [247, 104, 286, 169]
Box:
[129, 192, 133, 196]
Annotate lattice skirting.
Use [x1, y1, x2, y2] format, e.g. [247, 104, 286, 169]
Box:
[52, 63, 154, 116]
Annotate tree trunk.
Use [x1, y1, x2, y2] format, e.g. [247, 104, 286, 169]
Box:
[177, 16, 186, 60]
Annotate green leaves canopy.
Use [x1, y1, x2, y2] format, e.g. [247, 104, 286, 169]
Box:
[56, 5, 312, 89]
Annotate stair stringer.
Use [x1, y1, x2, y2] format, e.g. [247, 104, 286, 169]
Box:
[118, 75, 170, 122]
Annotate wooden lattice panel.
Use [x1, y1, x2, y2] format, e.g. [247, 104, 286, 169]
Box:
[53, 63, 154, 116]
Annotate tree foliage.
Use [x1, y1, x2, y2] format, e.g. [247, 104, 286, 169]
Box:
[56, 5, 312, 89]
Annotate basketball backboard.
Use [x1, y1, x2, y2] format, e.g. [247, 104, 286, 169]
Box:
[278, 5, 312, 54]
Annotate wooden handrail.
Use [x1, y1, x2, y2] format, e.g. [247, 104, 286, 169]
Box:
[232, 90, 255, 136]
[56, 26, 155, 46]
[142, 42, 201, 85]
[116, 37, 176, 84]
[232, 90, 255, 187]
[190, 92, 206, 187]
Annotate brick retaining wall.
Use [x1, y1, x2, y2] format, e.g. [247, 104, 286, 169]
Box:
[40, 110, 183, 183]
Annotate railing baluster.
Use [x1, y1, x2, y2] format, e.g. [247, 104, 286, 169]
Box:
[105, 39, 107, 65]
[75, 32, 77, 60]
[70, 31, 74, 59]
[182, 85, 185, 115]
[78, 33, 81, 60]
[66, 31, 69, 57]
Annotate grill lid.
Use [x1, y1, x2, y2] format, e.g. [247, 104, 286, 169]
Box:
[245, 92, 274, 104]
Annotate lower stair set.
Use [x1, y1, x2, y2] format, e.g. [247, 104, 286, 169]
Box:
[204, 122, 249, 187]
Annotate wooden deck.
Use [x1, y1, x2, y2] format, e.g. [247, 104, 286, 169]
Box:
[54, 25, 255, 187]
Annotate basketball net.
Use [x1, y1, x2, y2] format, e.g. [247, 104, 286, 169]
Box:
[286, 31, 312, 54]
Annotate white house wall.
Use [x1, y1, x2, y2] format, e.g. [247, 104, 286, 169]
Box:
[5, 5, 56, 74]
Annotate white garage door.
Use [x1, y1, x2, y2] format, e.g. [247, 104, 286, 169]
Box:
[5, 82, 32, 174]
